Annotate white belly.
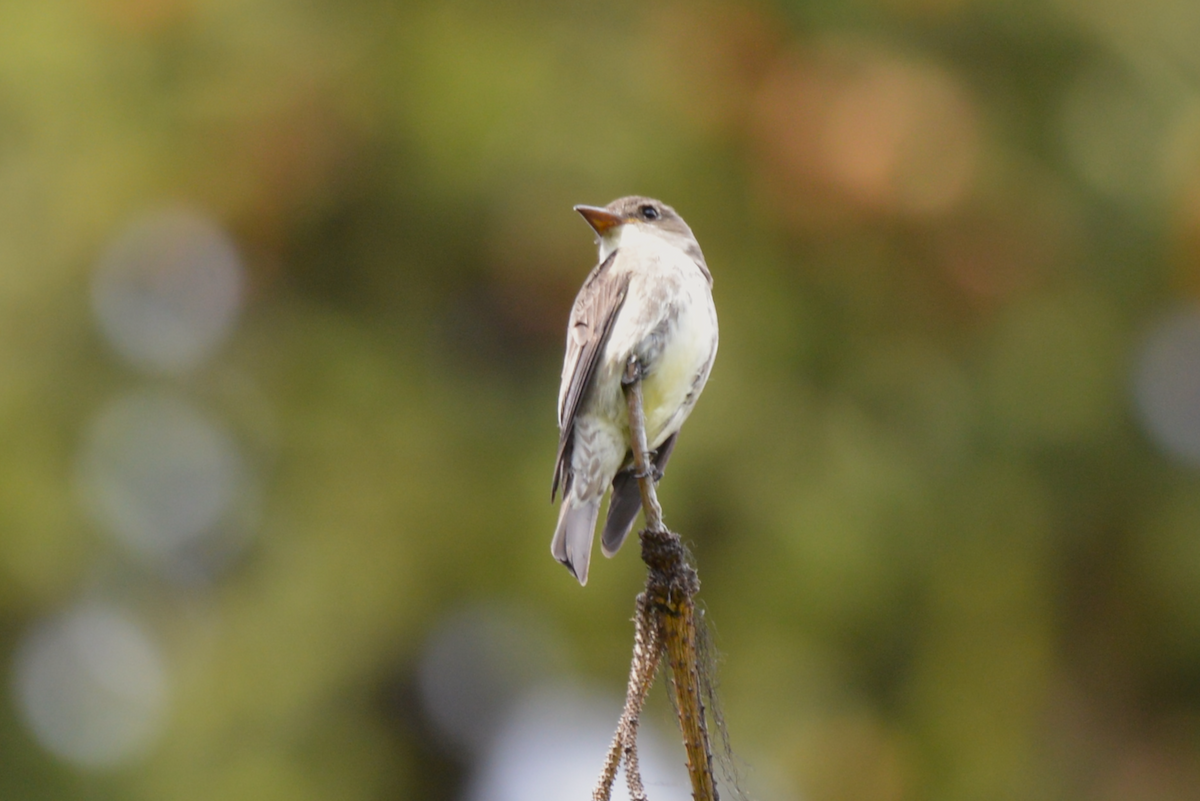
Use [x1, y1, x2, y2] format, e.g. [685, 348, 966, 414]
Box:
[640, 294, 717, 444]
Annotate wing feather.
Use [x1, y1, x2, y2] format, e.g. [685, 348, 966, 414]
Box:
[552, 251, 629, 500]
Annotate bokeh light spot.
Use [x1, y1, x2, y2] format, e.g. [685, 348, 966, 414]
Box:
[92, 206, 243, 375]
[1133, 306, 1200, 466]
[752, 42, 978, 225]
[465, 685, 690, 801]
[416, 606, 558, 758]
[75, 390, 252, 580]
[11, 601, 169, 769]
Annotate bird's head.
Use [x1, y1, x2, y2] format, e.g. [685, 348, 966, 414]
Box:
[573, 196, 704, 271]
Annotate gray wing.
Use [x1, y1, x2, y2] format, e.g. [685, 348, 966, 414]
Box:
[552, 251, 629, 500]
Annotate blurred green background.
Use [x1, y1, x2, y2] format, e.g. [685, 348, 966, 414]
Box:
[5, 0, 1200, 799]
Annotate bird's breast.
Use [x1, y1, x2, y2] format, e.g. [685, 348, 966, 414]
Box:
[593, 231, 717, 446]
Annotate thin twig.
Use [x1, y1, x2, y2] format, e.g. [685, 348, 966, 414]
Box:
[622, 358, 664, 533]
[594, 355, 720, 801]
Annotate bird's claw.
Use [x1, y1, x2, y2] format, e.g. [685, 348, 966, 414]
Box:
[634, 463, 664, 482]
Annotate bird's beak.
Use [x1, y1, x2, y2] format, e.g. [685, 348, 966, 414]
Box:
[574, 205, 624, 235]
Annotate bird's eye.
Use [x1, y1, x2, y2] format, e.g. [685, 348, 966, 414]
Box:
[640, 205, 659, 220]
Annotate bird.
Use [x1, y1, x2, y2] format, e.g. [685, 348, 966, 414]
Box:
[551, 196, 718, 585]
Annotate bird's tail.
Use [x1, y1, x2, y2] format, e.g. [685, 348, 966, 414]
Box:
[601, 470, 641, 557]
[551, 494, 601, 585]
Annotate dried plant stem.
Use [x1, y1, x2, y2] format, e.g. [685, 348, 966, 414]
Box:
[593, 592, 662, 801]
[592, 357, 719, 801]
[640, 528, 716, 801]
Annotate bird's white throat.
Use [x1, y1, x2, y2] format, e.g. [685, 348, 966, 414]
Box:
[597, 222, 676, 263]
[596, 224, 626, 263]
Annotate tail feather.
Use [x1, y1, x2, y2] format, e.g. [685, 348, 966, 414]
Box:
[551, 495, 601, 585]
[601, 471, 641, 557]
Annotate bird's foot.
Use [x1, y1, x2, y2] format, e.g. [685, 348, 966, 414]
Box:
[634, 462, 664, 483]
